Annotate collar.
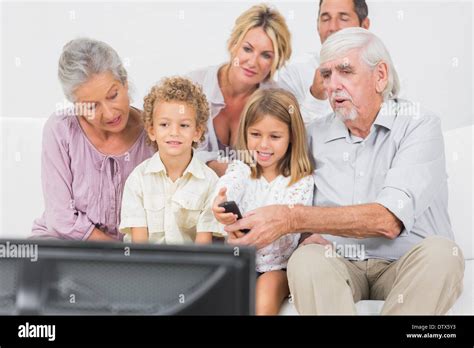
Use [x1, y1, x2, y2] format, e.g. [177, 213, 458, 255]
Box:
[324, 99, 398, 143]
[373, 99, 398, 130]
[144, 150, 206, 179]
[324, 114, 349, 143]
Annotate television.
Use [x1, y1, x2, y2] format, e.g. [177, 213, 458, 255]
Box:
[0, 239, 256, 315]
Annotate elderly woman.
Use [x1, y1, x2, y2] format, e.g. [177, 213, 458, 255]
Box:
[188, 3, 292, 176]
[31, 38, 154, 241]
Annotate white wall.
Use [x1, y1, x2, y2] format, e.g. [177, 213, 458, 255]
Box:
[1, 0, 472, 128]
[0, 0, 473, 237]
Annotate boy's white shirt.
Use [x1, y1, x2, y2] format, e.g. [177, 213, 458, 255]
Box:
[120, 150, 220, 244]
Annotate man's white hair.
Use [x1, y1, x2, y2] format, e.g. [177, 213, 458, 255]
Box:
[320, 27, 400, 100]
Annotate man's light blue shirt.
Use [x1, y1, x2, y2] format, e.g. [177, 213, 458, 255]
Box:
[308, 99, 452, 260]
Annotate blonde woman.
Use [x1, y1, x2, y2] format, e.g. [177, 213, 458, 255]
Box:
[188, 3, 292, 177]
[212, 88, 314, 315]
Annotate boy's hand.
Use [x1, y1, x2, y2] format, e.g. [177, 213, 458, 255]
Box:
[212, 187, 238, 225]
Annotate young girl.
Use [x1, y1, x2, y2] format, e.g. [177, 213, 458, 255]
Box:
[212, 88, 315, 315]
[120, 77, 219, 244]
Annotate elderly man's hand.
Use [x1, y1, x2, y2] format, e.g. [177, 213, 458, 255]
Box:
[224, 205, 294, 249]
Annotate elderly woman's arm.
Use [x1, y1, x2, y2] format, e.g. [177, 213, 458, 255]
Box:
[39, 117, 114, 241]
[88, 228, 116, 241]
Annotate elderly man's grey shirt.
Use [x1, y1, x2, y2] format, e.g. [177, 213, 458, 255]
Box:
[308, 99, 453, 261]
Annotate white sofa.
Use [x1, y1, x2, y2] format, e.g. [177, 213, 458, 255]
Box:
[0, 117, 472, 315]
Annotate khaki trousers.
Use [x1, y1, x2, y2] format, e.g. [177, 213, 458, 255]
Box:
[287, 236, 465, 315]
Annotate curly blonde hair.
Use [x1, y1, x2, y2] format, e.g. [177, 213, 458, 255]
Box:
[142, 77, 210, 151]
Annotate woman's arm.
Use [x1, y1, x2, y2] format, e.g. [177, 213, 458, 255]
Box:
[39, 116, 97, 240]
[187, 67, 224, 172]
[206, 161, 228, 177]
[87, 227, 117, 242]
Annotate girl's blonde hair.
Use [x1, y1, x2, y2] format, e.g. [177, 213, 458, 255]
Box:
[142, 76, 209, 151]
[235, 88, 314, 186]
[227, 3, 292, 81]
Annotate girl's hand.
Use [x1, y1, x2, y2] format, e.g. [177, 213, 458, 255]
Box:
[212, 187, 238, 225]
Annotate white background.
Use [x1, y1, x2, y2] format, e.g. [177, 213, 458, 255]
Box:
[1, 0, 472, 129]
[0, 0, 473, 237]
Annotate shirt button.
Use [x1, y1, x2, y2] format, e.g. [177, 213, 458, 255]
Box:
[357, 200, 362, 204]
[359, 171, 365, 177]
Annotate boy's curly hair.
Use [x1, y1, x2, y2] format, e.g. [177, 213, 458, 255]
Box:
[142, 76, 210, 151]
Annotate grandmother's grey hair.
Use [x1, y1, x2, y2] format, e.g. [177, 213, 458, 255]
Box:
[58, 38, 128, 102]
[320, 27, 400, 100]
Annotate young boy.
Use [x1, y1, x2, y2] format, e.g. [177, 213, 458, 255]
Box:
[119, 77, 219, 244]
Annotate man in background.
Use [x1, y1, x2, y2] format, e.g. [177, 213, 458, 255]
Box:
[279, 0, 370, 124]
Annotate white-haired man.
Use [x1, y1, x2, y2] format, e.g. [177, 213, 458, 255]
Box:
[226, 28, 464, 315]
[279, 0, 370, 124]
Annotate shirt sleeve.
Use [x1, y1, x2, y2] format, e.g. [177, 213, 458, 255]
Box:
[194, 137, 219, 163]
[119, 170, 148, 236]
[187, 68, 220, 164]
[278, 61, 333, 125]
[213, 160, 250, 204]
[212, 160, 251, 237]
[283, 175, 315, 206]
[375, 115, 447, 234]
[40, 116, 95, 240]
